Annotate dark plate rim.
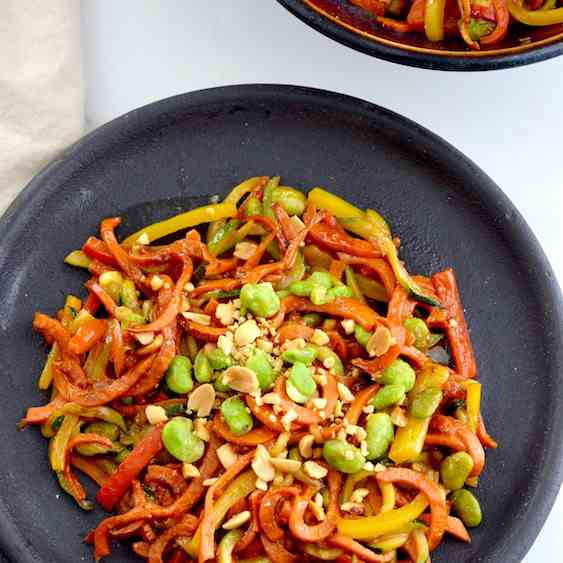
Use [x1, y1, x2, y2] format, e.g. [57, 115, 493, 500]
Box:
[1, 84, 562, 562]
[276, 0, 563, 70]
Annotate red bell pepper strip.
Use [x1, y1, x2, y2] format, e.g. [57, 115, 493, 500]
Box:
[308, 223, 381, 258]
[83, 291, 102, 315]
[67, 318, 107, 355]
[480, 0, 509, 45]
[96, 424, 164, 511]
[82, 237, 118, 266]
[429, 268, 477, 379]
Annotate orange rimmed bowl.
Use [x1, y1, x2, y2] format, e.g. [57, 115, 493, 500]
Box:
[278, 0, 563, 70]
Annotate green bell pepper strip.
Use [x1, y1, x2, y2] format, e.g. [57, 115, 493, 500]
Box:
[208, 219, 240, 254]
[57, 471, 94, 510]
[60, 403, 127, 431]
[211, 219, 256, 257]
[185, 469, 256, 558]
[276, 250, 306, 290]
[355, 273, 388, 302]
[344, 266, 366, 303]
[123, 202, 237, 246]
[262, 176, 281, 259]
[217, 529, 243, 563]
[64, 250, 92, 269]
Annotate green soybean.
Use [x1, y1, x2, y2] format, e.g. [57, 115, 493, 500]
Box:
[221, 396, 253, 436]
[326, 285, 354, 300]
[309, 271, 333, 289]
[281, 346, 317, 366]
[410, 387, 443, 418]
[115, 306, 145, 326]
[240, 282, 280, 318]
[380, 359, 416, 392]
[162, 417, 204, 463]
[312, 345, 344, 376]
[372, 384, 406, 411]
[354, 324, 373, 348]
[286, 362, 316, 403]
[366, 413, 394, 460]
[165, 355, 194, 394]
[302, 313, 322, 327]
[322, 439, 366, 474]
[245, 349, 276, 390]
[213, 372, 231, 393]
[271, 186, 306, 216]
[310, 285, 329, 305]
[450, 489, 482, 527]
[288, 279, 313, 297]
[404, 317, 431, 350]
[207, 348, 233, 370]
[441, 452, 474, 491]
[194, 350, 212, 383]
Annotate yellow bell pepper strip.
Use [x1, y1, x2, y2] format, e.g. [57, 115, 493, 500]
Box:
[304, 544, 344, 559]
[356, 273, 388, 302]
[369, 532, 411, 553]
[411, 363, 450, 394]
[49, 413, 80, 472]
[64, 249, 92, 269]
[60, 403, 127, 431]
[508, 0, 563, 24]
[379, 482, 396, 513]
[464, 381, 482, 433]
[341, 470, 371, 503]
[411, 526, 430, 563]
[123, 201, 237, 246]
[424, 0, 447, 41]
[366, 208, 392, 237]
[185, 469, 256, 558]
[388, 416, 430, 464]
[337, 493, 429, 539]
[83, 339, 112, 382]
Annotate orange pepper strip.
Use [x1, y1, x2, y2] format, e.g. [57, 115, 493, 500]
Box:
[86, 281, 118, 316]
[22, 395, 67, 425]
[259, 486, 300, 541]
[290, 469, 341, 542]
[376, 467, 448, 551]
[199, 451, 255, 563]
[424, 433, 465, 451]
[260, 534, 298, 563]
[400, 345, 429, 368]
[431, 415, 485, 477]
[96, 424, 164, 511]
[328, 535, 395, 562]
[429, 268, 477, 379]
[338, 254, 396, 298]
[100, 217, 145, 286]
[145, 465, 186, 496]
[235, 491, 263, 552]
[110, 319, 125, 377]
[33, 312, 72, 350]
[309, 223, 382, 258]
[477, 416, 498, 449]
[184, 321, 227, 342]
[280, 295, 381, 331]
[212, 414, 275, 445]
[67, 318, 107, 355]
[147, 514, 200, 563]
[387, 286, 416, 325]
[273, 203, 297, 241]
[420, 513, 471, 543]
[70, 454, 110, 487]
[246, 396, 285, 432]
[242, 262, 285, 284]
[277, 322, 314, 343]
[54, 355, 154, 407]
[190, 278, 241, 299]
[330, 259, 346, 282]
[242, 231, 276, 271]
[344, 384, 381, 425]
[129, 258, 193, 333]
[205, 256, 239, 277]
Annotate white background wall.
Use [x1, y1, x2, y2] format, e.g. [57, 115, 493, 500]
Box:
[81, 2, 562, 560]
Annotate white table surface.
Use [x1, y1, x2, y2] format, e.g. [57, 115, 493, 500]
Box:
[81, 1, 562, 561]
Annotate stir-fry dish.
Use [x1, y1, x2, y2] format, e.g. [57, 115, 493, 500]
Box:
[22, 176, 497, 563]
[350, 0, 563, 50]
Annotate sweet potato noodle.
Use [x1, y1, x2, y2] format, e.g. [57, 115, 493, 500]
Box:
[22, 176, 496, 562]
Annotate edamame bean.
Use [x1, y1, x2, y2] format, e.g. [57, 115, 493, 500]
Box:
[245, 196, 262, 217]
[440, 452, 474, 491]
[309, 271, 333, 289]
[115, 306, 145, 326]
[380, 359, 416, 392]
[240, 282, 280, 318]
[207, 348, 232, 370]
[410, 388, 443, 418]
[312, 345, 344, 376]
[450, 489, 482, 527]
[310, 285, 329, 305]
[165, 355, 194, 394]
[372, 384, 406, 411]
[302, 313, 322, 327]
[404, 317, 431, 350]
[354, 324, 373, 348]
[322, 439, 366, 474]
[327, 285, 354, 300]
[286, 362, 316, 403]
[194, 350, 212, 383]
[162, 417, 205, 463]
[281, 346, 317, 366]
[245, 349, 276, 390]
[213, 372, 231, 393]
[288, 280, 313, 297]
[366, 413, 394, 460]
[272, 186, 306, 216]
[220, 396, 254, 436]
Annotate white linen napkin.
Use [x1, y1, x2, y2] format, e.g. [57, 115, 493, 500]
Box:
[0, 0, 84, 214]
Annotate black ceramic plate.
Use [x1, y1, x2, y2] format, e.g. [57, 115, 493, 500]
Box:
[277, 0, 563, 70]
[0, 85, 562, 563]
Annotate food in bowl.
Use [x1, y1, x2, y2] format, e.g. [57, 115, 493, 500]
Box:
[21, 176, 497, 561]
